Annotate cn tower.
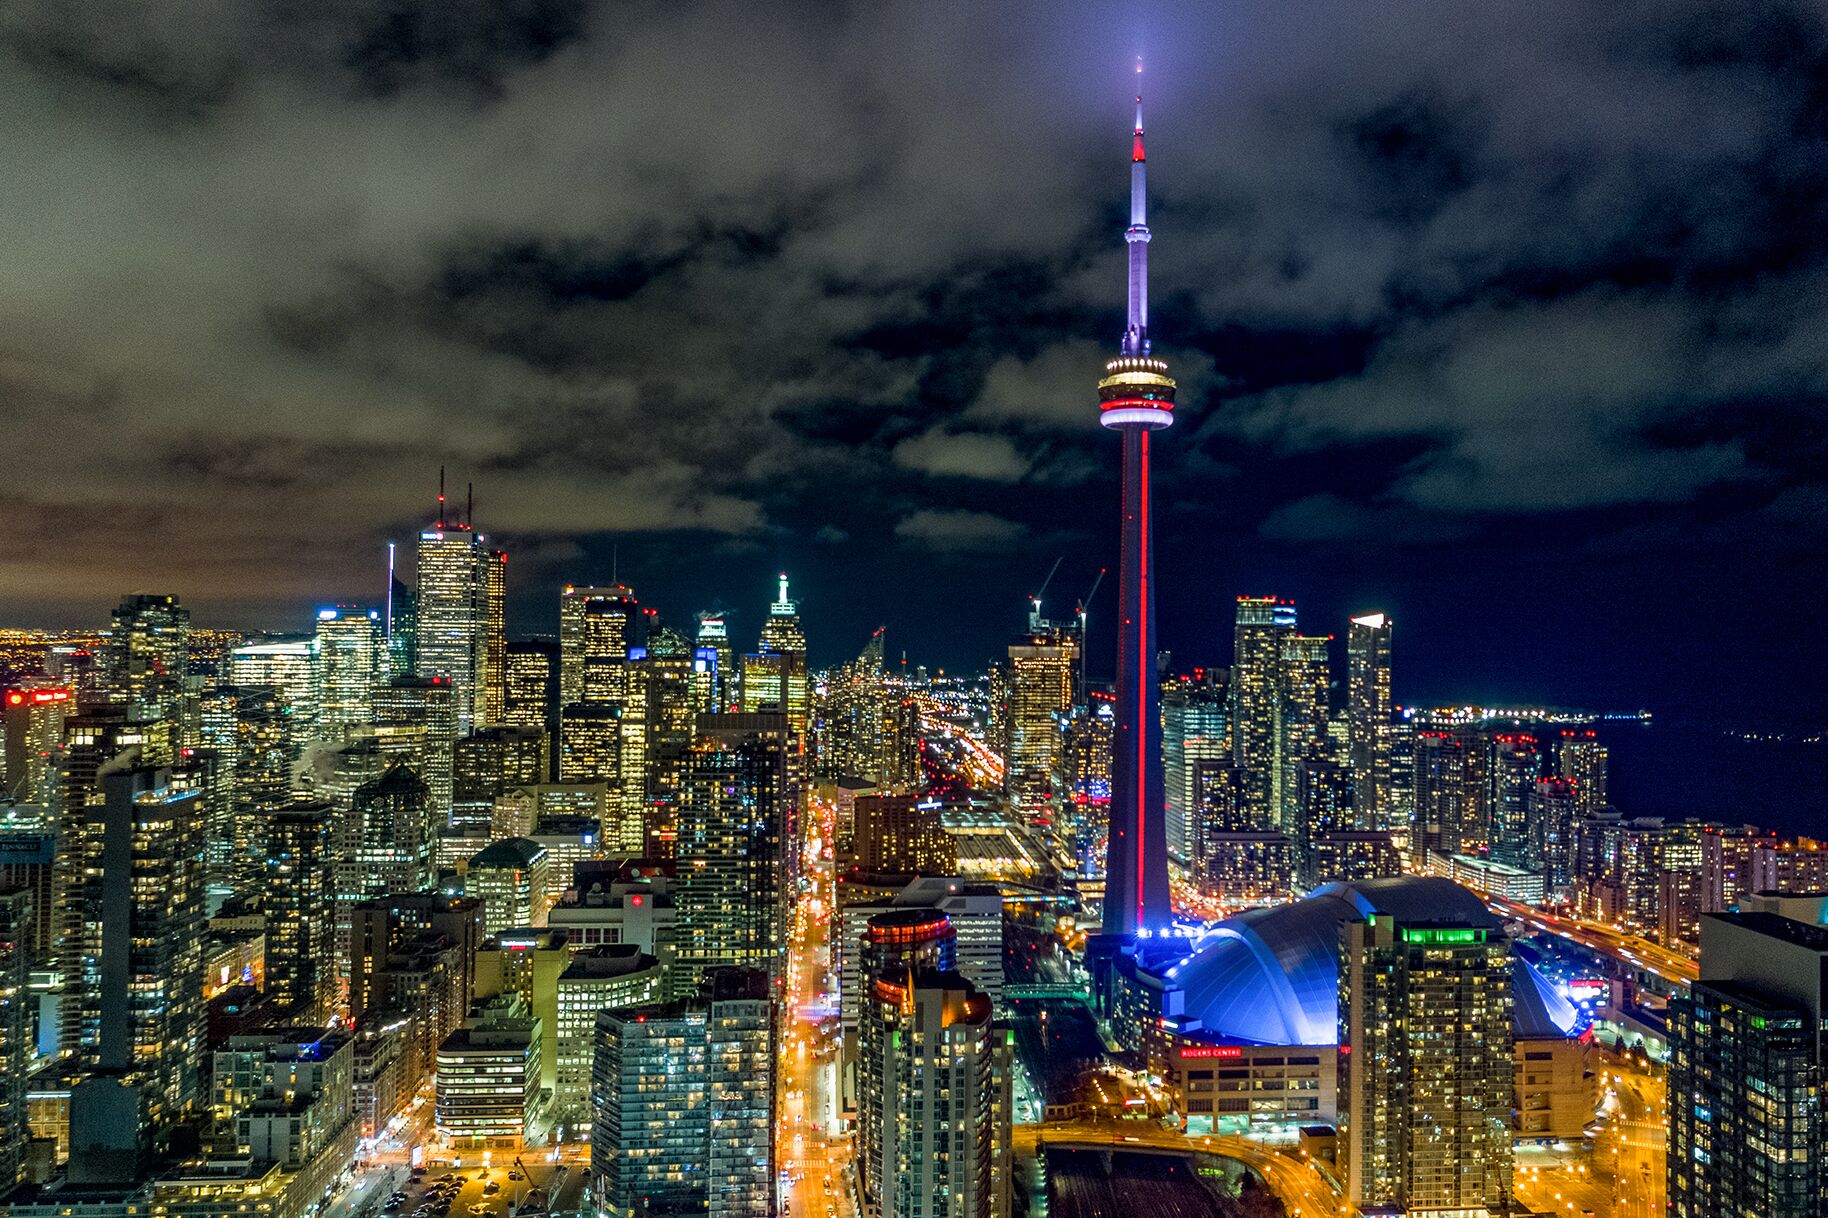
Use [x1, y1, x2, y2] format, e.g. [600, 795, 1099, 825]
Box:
[1099, 63, 1176, 937]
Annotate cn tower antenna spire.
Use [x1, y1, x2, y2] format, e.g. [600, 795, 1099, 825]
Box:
[1124, 58, 1151, 356]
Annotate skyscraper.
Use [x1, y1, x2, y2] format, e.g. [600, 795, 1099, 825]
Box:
[262, 800, 335, 1020]
[228, 639, 319, 742]
[502, 640, 560, 773]
[744, 573, 809, 733]
[3, 685, 71, 806]
[1231, 597, 1295, 833]
[0, 888, 32, 1190]
[591, 968, 775, 1218]
[1097, 70, 1176, 937]
[1163, 669, 1228, 867]
[1346, 613, 1393, 829]
[313, 605, 385, 736]
[695, 611, 734, 711]
[559, 584, 639, 708]
[104, 593, 190, 733]
[853, 912, 958, 1212]
[858, 968, 1010, 1218]
[372, 676, 458, 830]
[78, 766, 207, 1135]
[673, 714, 797, 993]
[1275, 633, 1330, 853]
[1002, 620, 1077, 821]
[350, 761, 434, 898]
[416, 500, 488, 736]
[1670, 911, 1828, 1218]
[482, 547, 508, 725]
[1340, 891, 1515, 1215]
[1557, 730, 1609, 817]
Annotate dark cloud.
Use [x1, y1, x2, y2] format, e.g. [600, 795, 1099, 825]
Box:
[0, 0, 1824, 718]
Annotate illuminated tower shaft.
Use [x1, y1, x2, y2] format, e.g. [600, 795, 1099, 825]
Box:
[1099, 72, 1176, 937]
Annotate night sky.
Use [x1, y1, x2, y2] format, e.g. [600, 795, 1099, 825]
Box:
[3, 2, 1825, 723]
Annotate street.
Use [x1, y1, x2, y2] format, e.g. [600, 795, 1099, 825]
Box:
[780, 792, 857, 1218]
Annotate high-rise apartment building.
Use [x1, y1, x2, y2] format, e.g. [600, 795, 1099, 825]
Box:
[1411, 729, 1473, 866]
[313, 605, 385, 736]
[1346, 613, 1393, 829]
[674, 714, 796, 992]
[1488, 733, 1542, 871]
[858, 968, 1010, 1218]
[1556, 731, 1609, 817]
[1231, 597, 1295, 833]
[104, 593, 190, 733]
[1275, 634, 1330, 851]
[77, 766, 207, 1135]
[1670, 911, 1828, 1218]
[0, 888, 32, 1190]
[263, 801, 335, 1020]
[590, 968, 775, 1218]
[1163, 669, 1228, 867]
[1340, 895, 1514, 1216]
[1531, 777, 1579, 894]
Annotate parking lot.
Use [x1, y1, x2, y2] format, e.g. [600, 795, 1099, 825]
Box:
[359, 1161, 581, 1218]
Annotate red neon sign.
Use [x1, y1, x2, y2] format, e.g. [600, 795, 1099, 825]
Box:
[6, 689, 68, 707]
[1180, 1045, 1243, 1060]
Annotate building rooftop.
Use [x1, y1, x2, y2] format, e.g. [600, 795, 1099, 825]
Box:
[468, 837, 548, 869]
[1705, 910, 1828, 953]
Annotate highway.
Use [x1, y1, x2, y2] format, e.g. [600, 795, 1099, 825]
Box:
[1013, 1121, 1352, 1217]
[1493, 897, 1696, 987]
[780, 793, 856, 1218]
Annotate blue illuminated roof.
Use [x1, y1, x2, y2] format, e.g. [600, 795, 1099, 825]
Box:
[1157, 876, 1575, 1046]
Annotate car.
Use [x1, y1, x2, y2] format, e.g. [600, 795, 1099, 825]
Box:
[507, 1172, 522, 1182]
[483, 1182, 500, 1196]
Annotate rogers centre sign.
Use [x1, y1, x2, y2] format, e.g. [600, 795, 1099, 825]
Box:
[1179, 1045, 1244, 1059]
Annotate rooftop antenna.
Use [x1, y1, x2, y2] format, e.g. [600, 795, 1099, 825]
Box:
[466, 482, 473, 529]
[438, 466, 446, 526]
[613, 544, 620, 586]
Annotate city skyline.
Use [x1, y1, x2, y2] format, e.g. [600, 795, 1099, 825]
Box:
[1, 4, 1825, 722]
[5, 12, 1828, 1215]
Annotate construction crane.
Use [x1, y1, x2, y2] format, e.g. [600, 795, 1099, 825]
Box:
[1075, 568, 1106, 701]
[1029, 557, 1064, 628]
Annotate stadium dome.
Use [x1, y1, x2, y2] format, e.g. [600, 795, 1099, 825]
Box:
[1156, 875, 1577, 1046]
